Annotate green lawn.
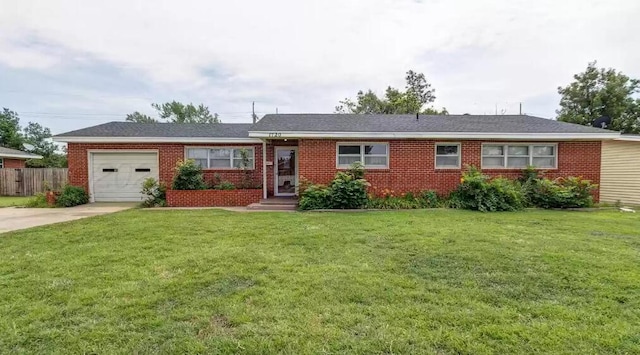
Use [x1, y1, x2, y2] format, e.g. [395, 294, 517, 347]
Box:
[1, 209, 639, 354]
[0, 196, 30, 207]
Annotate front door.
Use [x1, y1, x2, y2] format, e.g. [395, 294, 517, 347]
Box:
[274, 147, 298, 196]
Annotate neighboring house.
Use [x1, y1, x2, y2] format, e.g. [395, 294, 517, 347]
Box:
[53, 114, 620, 203]
[0, 147, 43, 168]
[600, 135, 640, 205]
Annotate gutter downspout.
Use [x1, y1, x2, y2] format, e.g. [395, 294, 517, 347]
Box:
[262, 140, 267, 199]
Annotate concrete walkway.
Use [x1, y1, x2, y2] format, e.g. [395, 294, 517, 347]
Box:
[0, 203, 135, 234]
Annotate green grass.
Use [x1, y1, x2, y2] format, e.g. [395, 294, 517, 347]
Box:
[1, 209, 639, 354]
[0, 196, 30, 207]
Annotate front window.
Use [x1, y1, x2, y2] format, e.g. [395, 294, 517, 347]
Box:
[337, 143, 388, 168]
[482, 144, 556, 169]
[0, 158, 3, 168]
[435, 144, 461, 169]
[186, 148, 254, 169]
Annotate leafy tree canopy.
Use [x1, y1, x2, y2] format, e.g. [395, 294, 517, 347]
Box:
[557, 61, 640, 134]
[0, 108, 24, 150]
[126, 101, 221, 123]
[335, 70, 448, 115]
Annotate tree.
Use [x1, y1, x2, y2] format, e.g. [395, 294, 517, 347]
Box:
[126, 112, 157, 123]
[335, 70, 447, 115]
[151, 101, 220, 123]
[0, 108, 24, 150]
[23, 122, 67, 168]
[557, 61, 640, 133]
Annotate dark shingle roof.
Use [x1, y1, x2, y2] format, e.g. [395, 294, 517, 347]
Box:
[250, 114, 615, 134]
[54, 122, 253, 138]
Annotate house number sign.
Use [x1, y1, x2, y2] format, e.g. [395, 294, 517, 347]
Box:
[268, 132, 282, 137]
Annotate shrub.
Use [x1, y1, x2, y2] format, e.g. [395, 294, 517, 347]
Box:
[449, 167, 524, 212]
[529, 176, 596, 209]
[367, 190, 441, 209]
[141, 178, 167, 207]
[328, 163, 370, 209]
[298, 183, 332, 210]
[25, 193, 49, 208]
[215, 181, 236, 190]
[172, 160, 206, 190]
[55, 185, 89, 207]
[238, 148, 257, 189]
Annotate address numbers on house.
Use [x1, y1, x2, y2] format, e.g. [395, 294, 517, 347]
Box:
[268, 132, 282, 137]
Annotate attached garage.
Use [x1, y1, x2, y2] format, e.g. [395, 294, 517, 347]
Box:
[600, 138, 640, 205]
[89, 151, 159, 202]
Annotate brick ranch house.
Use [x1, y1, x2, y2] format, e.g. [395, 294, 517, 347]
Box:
[0, 147, 42, 169]
[53, 114, 620, 205]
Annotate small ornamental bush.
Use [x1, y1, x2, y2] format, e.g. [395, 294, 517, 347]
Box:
[172, 160, 206, 190]
[55, 185, 89, 207]
[298, 162, 370, 210]
[25, 193, 49, 208]
[449, 167, 524, 212]
[529, 176, 596, 209]
[298, 183, 332, 210]
[367, 190, 441, 209]
[141, 178, 167, 207]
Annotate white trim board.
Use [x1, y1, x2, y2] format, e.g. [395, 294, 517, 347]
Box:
[53, 136, 262, 143]
[0, 153, 43, 159]
[249, 131, 620, 140]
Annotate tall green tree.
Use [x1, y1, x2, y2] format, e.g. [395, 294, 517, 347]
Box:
[23, 122, 67, 168]
[335, 70, 448, 115]
[557, 61, 640, 133]
[0, 108, 24, 150]
[125, 112, 158, 123]
[126, 101, 220, 123]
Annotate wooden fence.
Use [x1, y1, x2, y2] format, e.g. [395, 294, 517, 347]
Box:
[0, 168, 69, 196]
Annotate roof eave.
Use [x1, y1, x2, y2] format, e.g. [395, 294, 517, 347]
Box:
[0, 153, 43, 159]
[52, 136, 263, 143]
[248, 131, 621, 140]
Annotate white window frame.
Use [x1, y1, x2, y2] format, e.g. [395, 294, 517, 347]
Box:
[481, 143, 557, 169]
[185, 147, 255, 170]
[336, 142, 389, 169]
[0, 158, 3, 168]
[435, 143, 461, 169]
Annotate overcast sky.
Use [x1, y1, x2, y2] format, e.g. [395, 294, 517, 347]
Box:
[1, 0, 639, 134]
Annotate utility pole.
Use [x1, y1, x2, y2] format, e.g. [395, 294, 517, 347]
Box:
[519, 102, 522, 115]
[276, 107, 279, 114]
[252, 101, 256, 123]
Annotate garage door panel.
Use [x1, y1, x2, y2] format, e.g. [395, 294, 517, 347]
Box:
[91, 152, 159, 202]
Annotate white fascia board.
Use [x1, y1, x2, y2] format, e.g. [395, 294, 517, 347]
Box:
[0, 153, 43, 159]
[616, 135, 640, 142]
[52, 136, 263, 144]
[248, 131, 621, 140]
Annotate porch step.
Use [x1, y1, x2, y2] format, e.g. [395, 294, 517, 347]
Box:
[246, 203, 297, 211]
[259, 198, 298, 205]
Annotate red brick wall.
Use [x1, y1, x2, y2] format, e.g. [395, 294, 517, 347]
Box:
[67, 143, 264, 193]
[166, 189, 262, 207]
[298, 139, 602, 199]
[1, 158, 26, 168]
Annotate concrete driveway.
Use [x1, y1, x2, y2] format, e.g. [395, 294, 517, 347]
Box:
[0, 203, 135, 234]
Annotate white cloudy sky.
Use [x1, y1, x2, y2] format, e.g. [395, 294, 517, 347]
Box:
[1, 0, 639, 133]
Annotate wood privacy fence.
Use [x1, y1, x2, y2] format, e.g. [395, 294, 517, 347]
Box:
[0, 168, 69, 196]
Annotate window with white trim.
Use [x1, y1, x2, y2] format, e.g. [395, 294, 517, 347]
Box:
[435, 143, 461, 169]
[482, 144, 556, 169]
[186, 148, 254, 169]
[0, 158, 3, 168]
[337, 143, 388, 168]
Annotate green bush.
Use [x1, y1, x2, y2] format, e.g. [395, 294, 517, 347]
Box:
[529, 176, 596, 209]
[449, 167, 524, 212]
[367, 190, 441, 209]
[141, 178, 167, 207]
[25, 193, 49, 208]
[55, 185, 89, 207]
[215, 181, 236, 190]
[298, 162, 370, 210]
[172, 160, 206, 190]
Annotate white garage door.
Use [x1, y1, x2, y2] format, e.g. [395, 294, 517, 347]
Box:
[91, 152, 159, 202]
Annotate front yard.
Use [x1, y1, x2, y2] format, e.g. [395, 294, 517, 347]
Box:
[0, 209, 639, 354]
[0, 196, 30, 207]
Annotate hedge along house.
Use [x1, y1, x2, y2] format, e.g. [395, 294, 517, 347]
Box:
[53, 114, 620, 205]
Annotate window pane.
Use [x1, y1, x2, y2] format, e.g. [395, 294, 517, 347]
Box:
[533, 146, 554, 156]
[210, 149, 231, 158]
[483, 145, 504, 156]
[364, 144, 386, 155]
[233, 148, 254, 158]
[364, 156, 387, 166]
[233, 158, 253, 168]
[187, 148, 208, 159]
[532, 157, 555, 168]
[507, 146, 529, 156]
[210, 159, 231, 168]
[338, 145, 360, 155]
[483, 157, 504, 168]
[338, 156, 361, 166]
[436, 145, 458, 155]
[436, 156, 459, 167]
[507, 157, 529, 168]
[192, 159, 208, 168]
